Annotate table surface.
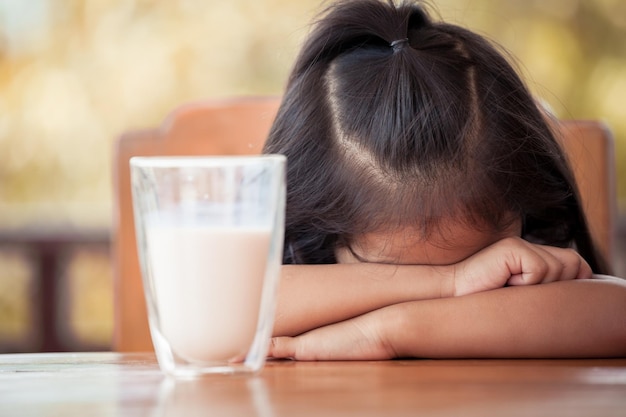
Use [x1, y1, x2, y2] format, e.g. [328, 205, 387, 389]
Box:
[1, 352, 625, 417]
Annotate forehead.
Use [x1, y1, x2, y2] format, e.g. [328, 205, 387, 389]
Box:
[350, 219, 521, 265]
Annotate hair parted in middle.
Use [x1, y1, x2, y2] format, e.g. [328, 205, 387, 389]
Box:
[263, 0, 607, 273]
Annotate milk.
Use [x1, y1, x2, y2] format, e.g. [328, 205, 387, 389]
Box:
[146, 224, 271, 363]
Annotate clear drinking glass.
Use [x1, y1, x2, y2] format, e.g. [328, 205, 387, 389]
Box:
[130, 155, 285, 377]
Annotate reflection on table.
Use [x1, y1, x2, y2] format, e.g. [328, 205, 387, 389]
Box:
[1, 352, 626, 417]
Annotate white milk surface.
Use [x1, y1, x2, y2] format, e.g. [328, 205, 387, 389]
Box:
[146, 224, 271, 363]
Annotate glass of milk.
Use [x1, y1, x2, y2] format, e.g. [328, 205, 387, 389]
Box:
[130, 155, 285, 377]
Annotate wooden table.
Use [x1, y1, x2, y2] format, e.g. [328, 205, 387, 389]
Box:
[0, 352, 625, 417]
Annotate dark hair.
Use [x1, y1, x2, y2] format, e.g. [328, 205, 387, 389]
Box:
[263, 0, 609, 273]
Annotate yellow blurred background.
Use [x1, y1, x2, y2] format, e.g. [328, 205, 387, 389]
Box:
[1, 0, 625, 352]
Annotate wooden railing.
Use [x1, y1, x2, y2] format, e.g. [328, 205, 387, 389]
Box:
[0, 229, 111, 353]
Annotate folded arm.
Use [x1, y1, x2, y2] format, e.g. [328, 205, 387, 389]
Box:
[273, 237, 593, 337]
[273, 262, 452, 336]
[270, 276, 626, 360]
[387, 276, 626, 359]
[269, 237, 622, 360]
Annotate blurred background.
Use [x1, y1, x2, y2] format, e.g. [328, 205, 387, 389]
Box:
[0, 0, 625, 352]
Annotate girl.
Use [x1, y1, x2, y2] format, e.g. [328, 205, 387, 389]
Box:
[263, 0, 626, 360]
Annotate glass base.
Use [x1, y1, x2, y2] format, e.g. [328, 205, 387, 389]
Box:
[150, 327, 266, 378]
[161, 363, 262, 379]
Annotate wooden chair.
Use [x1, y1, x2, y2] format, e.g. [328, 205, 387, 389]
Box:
[111, 96, 616, 351]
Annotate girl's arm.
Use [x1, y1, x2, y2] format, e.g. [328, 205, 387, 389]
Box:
[273, 262, 451, 336]
[269, 276, 626, 360]
[273, 238, 592, 336]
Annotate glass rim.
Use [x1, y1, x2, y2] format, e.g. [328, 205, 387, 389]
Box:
[130, 154, 285, 168]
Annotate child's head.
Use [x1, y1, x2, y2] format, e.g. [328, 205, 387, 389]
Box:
[264, 0, 605, 271]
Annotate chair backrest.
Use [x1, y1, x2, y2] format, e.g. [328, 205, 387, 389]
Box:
[556, 120, 616, 268]
[111, 97, 616, 351]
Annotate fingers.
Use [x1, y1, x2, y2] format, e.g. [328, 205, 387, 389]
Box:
[507, 243, 561, 285]
[268, 316, 395, 361]
[535, 245, 593, 281]
[505, 238, 592, 286]
[268, 337, 296, 360]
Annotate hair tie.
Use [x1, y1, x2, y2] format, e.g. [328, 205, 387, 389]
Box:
[390, 38, 409, 52]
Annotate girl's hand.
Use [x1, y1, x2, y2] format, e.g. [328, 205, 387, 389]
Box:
[452, 237, 593, 297]
[268, 311, 395, 361]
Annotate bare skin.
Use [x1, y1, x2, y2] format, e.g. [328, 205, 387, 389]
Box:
[269, 219, 626, 360]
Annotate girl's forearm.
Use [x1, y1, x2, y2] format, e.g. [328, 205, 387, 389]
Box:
[274, 263, 452, 336]
[383, 277, 626, 358]
[273, 238, 598, 338]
